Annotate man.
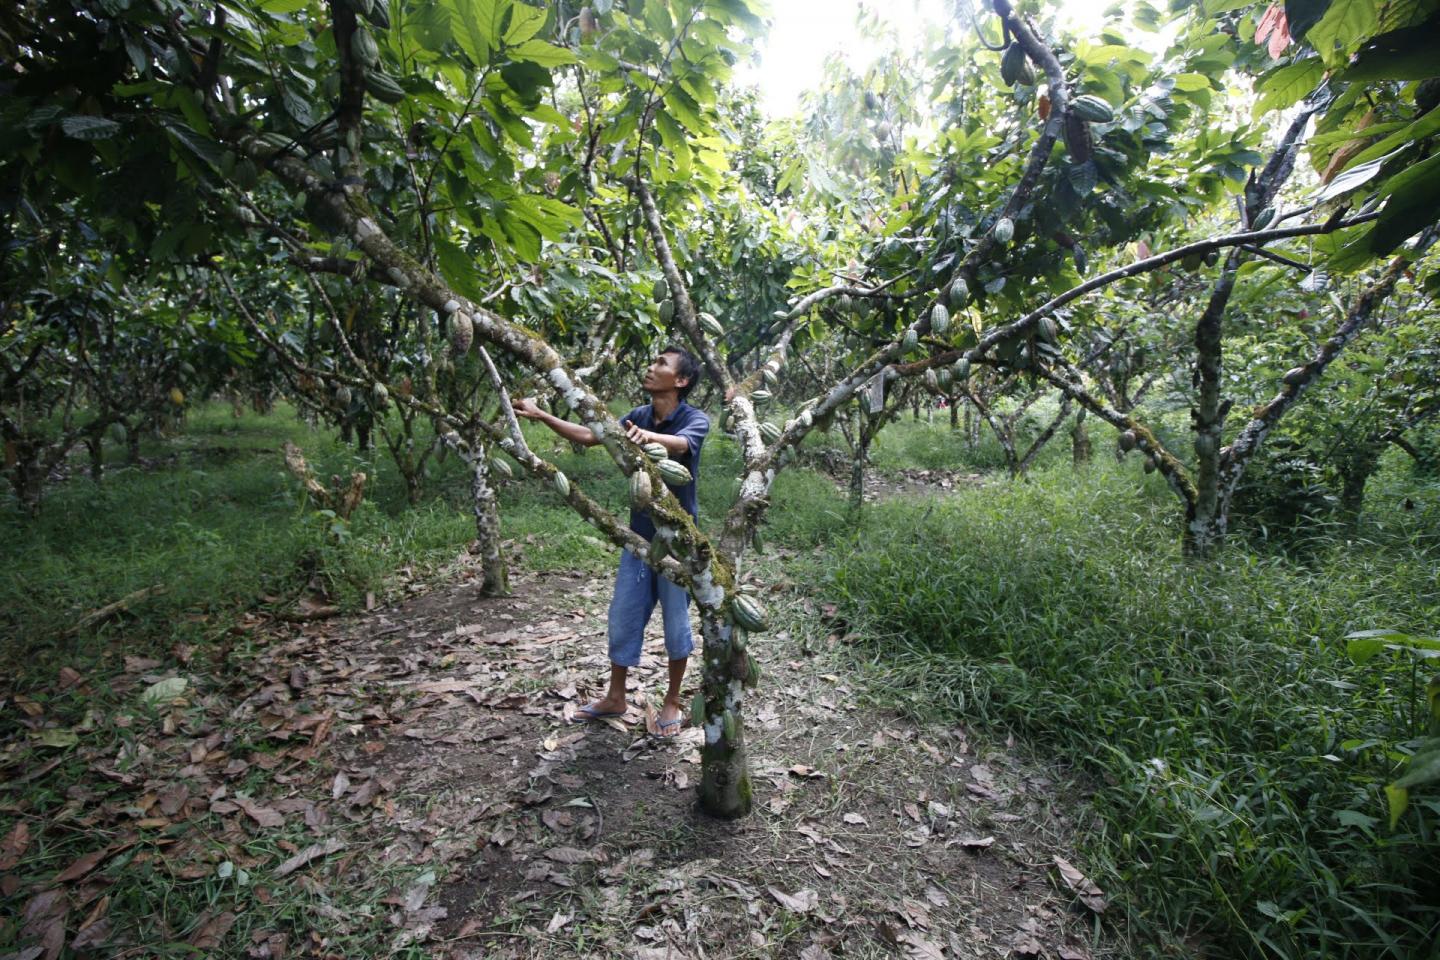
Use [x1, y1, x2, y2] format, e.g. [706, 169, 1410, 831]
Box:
[514, 346, 709, 737]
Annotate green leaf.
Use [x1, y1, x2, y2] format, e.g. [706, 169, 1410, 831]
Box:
[445, 0, 506, 63]
[60, 116, 121, 140]
[1315, 153, 1391, 203]
[1342, 16, 1440, 81]
[1345, 106, 1440, 171]
[507, 39, 577, 67]
[503, 2, 548, 44]
[1385, 783, 1409, 828]
[1393, 746, 1440, 790]
[1371, 156, 1440, 255]
[434, 236, 486, 304]
[1284, 0, 1333, 38]
[1306, 0, 1380, 64]
[1252, 59, 1324, 118]
[1335, 809, 1378, 829]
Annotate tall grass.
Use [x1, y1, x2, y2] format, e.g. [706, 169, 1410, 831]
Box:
[819, 458, 1440, 958]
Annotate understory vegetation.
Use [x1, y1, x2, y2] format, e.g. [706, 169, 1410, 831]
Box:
[820, 449, 1440, 959]
[7, 407, 1437, 957]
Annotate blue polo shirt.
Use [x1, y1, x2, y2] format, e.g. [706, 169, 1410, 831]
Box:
[624, 401, 709, 539]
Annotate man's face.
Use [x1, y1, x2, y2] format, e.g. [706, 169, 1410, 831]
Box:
[642, 351, 690, 395]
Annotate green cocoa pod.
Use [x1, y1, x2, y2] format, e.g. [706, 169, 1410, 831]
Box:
[334, 385, 352, 406]
[643, 441, 667, 461]
[553, 470, 570, 498]
[1070, 94, 1115, 123]
[690, 692, 705, 728]
[449, 312, 473, 354]
[1119, 429, 1137, 452]
[751, 389, 772, 404]
[837, 293, 852, 313]
[371, 382, 388, 404]
[758, 421, 781, 443]
[761, 368, 778, 389]
[1143, 456, 1157, 474]
[365, 70, 405, 104]
[925, 368, 939, 391]
[722, 709, 737, 742]
[656, 458, 692, 486]
[1000, 43, 1033, 86]
[1038, 316, 1059, 344]
[630, 468, 652, 508]
[364, 0, 390, 29]
[949, 278, 969, 309]
[658, 298, 675, 324]
[489, 456, 513, 479]
[902, 328, 918, 353]
[731, 594, 769, 632]
[699, 311, 725, 338]
[1252, 207, 1275, 230]
[994, 217, 1015, 245]
[931, 303, 950, 335]
[1282, 366, 1307, 386]
[652, 278, 669, 303]
[351, 26, 380, 68]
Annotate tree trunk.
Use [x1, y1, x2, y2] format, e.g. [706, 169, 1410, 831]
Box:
[696, 608, 752, 818]
[950, 398, 959, 430]
[86, 433, 104, 482]
[471, 450, 510, 596]
[1071, 407, 1091, 465]
[126, 423, 142, 464]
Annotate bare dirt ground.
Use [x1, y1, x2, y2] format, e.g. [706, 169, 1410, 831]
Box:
[237, 546, 1122, 960]
[4, 541, 1122, 959]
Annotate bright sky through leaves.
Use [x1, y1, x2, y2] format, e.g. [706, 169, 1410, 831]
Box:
[741, 0, 1134, 117]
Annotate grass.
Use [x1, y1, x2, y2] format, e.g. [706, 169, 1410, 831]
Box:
[810, 455, 1440, 959]
[10, 400, 1437, 958]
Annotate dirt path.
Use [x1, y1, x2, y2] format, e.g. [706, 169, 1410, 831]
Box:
[237, 546, 1119, 960]
[4, 539, 1120, 959]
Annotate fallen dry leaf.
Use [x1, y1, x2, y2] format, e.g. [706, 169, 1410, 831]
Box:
[1053, 856, 1107, 913]
[0, 821, 30, 870]
[188, 909, 237, 950]
[233, 795, 285, 829]
[768, 886, 819, 914]
[54, 847, 109, 883]
[544, 846, 592, 864]
[842, 812, 867, 826]
[274, 838, 346, 878]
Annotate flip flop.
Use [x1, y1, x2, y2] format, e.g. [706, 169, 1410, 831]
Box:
[653, 715, 683, 738]
[571, 703, 626, 723]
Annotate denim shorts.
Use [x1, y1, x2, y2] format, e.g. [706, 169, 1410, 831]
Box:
[607, 549, 695, 667]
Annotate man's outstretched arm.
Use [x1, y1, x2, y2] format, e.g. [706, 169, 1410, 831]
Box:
[514, 398, 600, 447]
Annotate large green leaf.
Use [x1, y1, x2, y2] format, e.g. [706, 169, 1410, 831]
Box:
[434, 236, 486, 303]
[507, 39, 577, 67]
[1252, 58, 1324, 118]
[1284, 0, 1333, 38]
[60, 115, 121, 140]
[1370, 153, 1440, 255]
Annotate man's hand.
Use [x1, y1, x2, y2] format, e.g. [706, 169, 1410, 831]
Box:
[623, 419, 654, 446]
[514, 397, 543, 420]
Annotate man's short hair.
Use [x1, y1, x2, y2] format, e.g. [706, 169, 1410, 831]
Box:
[663, 345, 702, 402]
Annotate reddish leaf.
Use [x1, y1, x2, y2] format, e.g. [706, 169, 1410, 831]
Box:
[233, 795, 285, 829]
[0, 821, 31, 870]
[54, 848, 108, 883]
[188, 909, 237, 950]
